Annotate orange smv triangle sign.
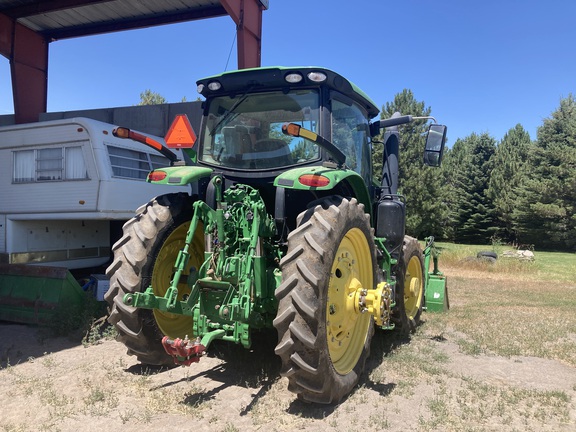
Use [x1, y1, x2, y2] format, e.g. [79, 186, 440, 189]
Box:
[165, 114, 196, 148]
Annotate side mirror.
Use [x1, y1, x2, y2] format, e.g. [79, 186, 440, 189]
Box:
[424, 124, 447, 167]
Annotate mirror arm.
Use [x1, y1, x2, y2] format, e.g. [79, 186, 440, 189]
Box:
[370, 115, 438, 136]
[412, 116, 438, 124]
[377, 115, 413, 129]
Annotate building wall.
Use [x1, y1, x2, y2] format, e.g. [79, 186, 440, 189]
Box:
[0, 101, 203, 137]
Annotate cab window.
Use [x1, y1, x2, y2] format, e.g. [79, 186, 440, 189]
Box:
[331, 95, 371, 182]
[200, 90, 320, 170]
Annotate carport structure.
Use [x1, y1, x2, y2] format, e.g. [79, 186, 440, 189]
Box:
[0, 0, 268, 124]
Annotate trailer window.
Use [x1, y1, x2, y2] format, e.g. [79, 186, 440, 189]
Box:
[12, 146, 88, 183]
[37, 148, 63, 180]
[107, 145, 170, 180]
[13, 150, 34, 182]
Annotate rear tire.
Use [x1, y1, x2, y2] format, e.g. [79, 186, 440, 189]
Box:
[273, 196, 375, 404]
[105, 193, 202, 365]
[392, 236, 425, 335]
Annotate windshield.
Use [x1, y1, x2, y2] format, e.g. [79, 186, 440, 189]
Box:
[199, 90, 320, 170]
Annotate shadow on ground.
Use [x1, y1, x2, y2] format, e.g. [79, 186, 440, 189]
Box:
[0, 322, 82, 368]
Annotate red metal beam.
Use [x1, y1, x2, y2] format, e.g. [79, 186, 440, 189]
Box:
[0, 12, 48, 124]
[220, 0, 266, 69]
[0, 13, 12, 56]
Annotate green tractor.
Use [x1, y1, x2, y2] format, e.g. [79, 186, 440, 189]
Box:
[105, 66, 448, 404]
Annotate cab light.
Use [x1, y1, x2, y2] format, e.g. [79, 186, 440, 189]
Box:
[148, 171, 167, 182]
[285, 73, 303, 83]
[299, 174, 330, 187]
[197, 84, 205, 93]
[307, 71, 327, 82]
[208, 81, 222, 91]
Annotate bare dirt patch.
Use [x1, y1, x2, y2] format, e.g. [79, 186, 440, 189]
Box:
[1, 269, 575, 432]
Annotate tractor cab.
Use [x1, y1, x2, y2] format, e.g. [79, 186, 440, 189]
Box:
[195, 67, 379, 184]
[192, 67, 447, 240]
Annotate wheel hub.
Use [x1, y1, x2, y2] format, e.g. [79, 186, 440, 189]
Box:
[354, 282, 393, 328]
[404, 255, 424, 320]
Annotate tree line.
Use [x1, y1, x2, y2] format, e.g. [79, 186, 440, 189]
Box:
[139, 89, 575, 251]
[375, 90, 576, 251]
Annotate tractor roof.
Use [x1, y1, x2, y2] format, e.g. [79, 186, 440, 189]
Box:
[196, 66, 380, 119]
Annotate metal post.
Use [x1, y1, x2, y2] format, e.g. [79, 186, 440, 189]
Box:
[220, 0, 267, 69]
[0, 13, 48, 124]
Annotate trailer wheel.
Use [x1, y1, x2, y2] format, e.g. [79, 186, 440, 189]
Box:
[392, 236, 425, 335]
[274, 196, 375, 404]
[105, 193, 203, 366]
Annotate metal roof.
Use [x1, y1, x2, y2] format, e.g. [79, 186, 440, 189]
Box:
[1, 0, 267, 123]
[0, 0, 232, 40]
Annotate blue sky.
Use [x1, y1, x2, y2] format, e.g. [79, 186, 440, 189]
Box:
[1, 0, 575, 144]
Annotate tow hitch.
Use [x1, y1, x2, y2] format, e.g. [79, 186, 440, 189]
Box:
[162, 335, 206, 366]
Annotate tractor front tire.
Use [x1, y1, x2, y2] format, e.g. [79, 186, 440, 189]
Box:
[392, 236, 425, 335]
[274, 196, 376, 404]
[105, 193, 202, 366]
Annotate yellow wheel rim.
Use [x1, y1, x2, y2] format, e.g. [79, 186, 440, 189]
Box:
[326, 227, 372, 375]
[152, 221, 204, 338]
[404, 255, 423, 320]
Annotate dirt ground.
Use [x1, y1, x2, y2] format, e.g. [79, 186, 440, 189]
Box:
[1, 271, 575, 432]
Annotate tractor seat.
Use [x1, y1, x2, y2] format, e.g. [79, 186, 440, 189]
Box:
[241, 138, 293, 169]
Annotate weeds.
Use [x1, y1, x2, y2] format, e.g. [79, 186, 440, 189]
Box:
[119, 409, 136, 424]
[221, 423, 239, 432]
[1, 424, 27, 432]
[82, 317, 117, 347]
[47, 295, 106, 338]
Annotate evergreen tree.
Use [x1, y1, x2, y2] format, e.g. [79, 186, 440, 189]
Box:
[372, 139, 384, 184]
[378, 90, 449, 238]
[138, 89, 167, 105]
[512, 95, 576, 250]
[439, 138, 471, 241]
[445, 133, 497, 244]
[487, 124, 533, 242]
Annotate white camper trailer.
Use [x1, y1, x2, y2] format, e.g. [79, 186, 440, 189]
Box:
[0, 117, 190, 269]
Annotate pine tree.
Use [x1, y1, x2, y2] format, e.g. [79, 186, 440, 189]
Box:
[487, 124, 533, 243]
[445, 133, 497, 244]
[378, 90, 449, 238]
[439, 138, 471, 241]
[138, 89, 167, 105]
[372, 139, 384, 184]
[512, 95, 576, 250]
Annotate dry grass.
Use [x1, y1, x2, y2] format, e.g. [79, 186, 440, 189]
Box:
[426, 269, 576, 366]
[368, 243, 576, 431]
[0, 245, 575, 431]
[434, 242, 576, 283]
[363, 273, 575, 430]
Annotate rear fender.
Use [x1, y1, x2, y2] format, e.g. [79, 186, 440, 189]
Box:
[274, 167, 372, 217]
[147, 166, 213, 186]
